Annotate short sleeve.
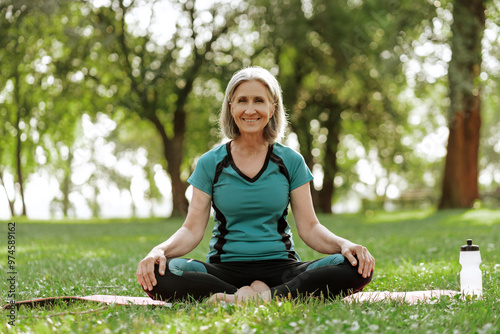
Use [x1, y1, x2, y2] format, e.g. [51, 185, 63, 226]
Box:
[187, 153, 214, 197]
[273, 143, 314, 191]
[287, 149, 314, 191]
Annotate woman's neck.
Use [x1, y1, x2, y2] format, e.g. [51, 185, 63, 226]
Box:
[232, 135, 269, 155]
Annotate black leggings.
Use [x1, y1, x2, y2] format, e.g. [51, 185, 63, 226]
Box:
[144, 254, 373, 302]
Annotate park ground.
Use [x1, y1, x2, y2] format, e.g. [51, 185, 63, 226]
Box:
[1, 208, 499, 333]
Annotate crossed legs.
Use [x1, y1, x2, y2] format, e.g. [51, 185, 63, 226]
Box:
[144, 256, 372, 303]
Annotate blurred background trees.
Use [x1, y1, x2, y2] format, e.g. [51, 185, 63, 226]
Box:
[1, 0, 499, 219]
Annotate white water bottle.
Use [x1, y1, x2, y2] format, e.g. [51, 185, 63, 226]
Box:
[459, 239, 482, 297]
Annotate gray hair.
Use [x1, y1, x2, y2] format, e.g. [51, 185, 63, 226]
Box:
[219, 66, 287, 143]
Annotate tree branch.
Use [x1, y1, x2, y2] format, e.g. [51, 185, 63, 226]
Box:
[115, 0, 143, 104]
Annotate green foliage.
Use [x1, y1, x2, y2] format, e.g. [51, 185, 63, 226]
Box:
[0, 1, 62, 215]
[244, 0, 455, 211]
[0, 0, 101, 216]
[1, 209, 499, 332]
[1, 0, 500, 218]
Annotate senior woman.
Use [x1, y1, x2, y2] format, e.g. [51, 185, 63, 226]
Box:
[136, 66, 374, 303]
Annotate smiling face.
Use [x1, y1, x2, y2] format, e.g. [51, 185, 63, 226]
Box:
[230, 80, 275, 138]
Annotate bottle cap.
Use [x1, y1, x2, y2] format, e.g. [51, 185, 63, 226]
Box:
[461, 239, 479, 251]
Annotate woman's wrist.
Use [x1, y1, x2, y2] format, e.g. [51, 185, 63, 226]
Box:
[151, 245, 167, 257]
[337, 238, 355, 253]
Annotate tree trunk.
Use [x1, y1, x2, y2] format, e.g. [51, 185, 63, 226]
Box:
[61, 151, 73, 217]
[167, 134, 189, 217]
[316, 110, 341, 213]
[317, 174, 334, 213]
[168, 157, 189, 217]
[439, 0, 485, 209]
[13, 70, 27, 216]
[16, 116, 27, 216]
[149, 113, 189, 217]
[91, 179, 99, 218]
[0, 167, 16, 216]
[292, 113, 318, 209]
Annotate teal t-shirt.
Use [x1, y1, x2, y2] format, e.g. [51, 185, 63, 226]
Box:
[187, 141, 313, 263]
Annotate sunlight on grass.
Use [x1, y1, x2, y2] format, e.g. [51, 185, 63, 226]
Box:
[460, 209, 500, 226]
[364, 209, 435, 224]
[79, 248, 113, 259]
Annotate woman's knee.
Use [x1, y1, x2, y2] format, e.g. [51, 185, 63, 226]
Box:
[306, 254, 345, 271]
[167, 258, 207, 276]
[351, 266, 373, 294]
[145, 259, 210, 301]
[144, 263, 181, 301]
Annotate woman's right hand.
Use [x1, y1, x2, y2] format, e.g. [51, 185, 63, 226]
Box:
[136, 187, 211, 292]
[136, 248, 167, 291]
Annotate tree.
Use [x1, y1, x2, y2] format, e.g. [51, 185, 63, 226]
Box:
[439, 0, 486, 209]
[0, 0, 99, 218]
[0, 1, 60, 216]
[86, 0, 246, 216]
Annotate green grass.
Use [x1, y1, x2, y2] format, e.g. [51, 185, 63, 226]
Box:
[1, 209, 499, 333]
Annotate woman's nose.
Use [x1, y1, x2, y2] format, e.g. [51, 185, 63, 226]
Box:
[245, 103, 257, 114]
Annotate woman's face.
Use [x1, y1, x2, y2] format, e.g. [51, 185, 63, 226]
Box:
[230, 80, 275, 138]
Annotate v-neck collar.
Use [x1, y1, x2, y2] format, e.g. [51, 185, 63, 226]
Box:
[226, 141, 273, 183]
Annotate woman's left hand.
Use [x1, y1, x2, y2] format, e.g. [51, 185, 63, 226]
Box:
[341, 242, 375, 278]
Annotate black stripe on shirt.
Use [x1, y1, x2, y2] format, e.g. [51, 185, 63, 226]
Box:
[271, 151, 298, 259]
[214, 153, 232, 185]
[277, 206, 299, 260]
[209, 203, 229, 263]
[270, 152, 291, 184]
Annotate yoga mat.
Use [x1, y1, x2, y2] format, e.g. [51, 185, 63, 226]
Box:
[3, 290, 459, 309]
[3, 295, 171, 309]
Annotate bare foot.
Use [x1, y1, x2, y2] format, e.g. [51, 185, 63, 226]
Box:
[250, 280, 271, 301]
[206, 292, 234, 303]
[206, 288, 252, 304]
[206, 281, 271, 304]
[235, 286, 257, 302]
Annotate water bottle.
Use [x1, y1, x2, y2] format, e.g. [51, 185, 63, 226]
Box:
[459, 239, 482, 297]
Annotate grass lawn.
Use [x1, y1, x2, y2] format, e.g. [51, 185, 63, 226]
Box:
[1, 208, 499, 333]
